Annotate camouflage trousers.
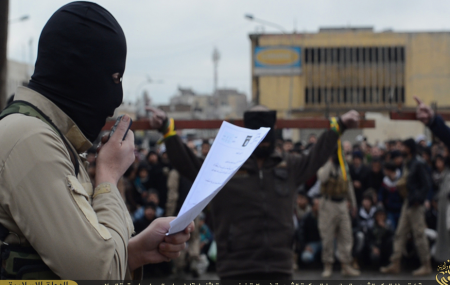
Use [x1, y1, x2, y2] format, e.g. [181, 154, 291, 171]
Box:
[390, 201, 430, 264]
[318, 198, 353, 264]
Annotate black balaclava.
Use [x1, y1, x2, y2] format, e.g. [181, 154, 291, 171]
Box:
[28, 1, 126, 142]
[244, 110, 277, 158]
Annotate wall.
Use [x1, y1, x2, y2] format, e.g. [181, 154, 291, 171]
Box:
[251, 31, 450, 114]
[7, 59, 31, 98]
[362, 112, 428, 145]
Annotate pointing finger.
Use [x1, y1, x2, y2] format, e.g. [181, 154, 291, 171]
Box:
[414, 96, 424, 106]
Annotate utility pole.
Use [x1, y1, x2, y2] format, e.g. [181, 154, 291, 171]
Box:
[0, 0, 9, 110]
[212, 47, 220, 94]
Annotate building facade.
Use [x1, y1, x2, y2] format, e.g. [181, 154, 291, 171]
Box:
[250, 28, 450, 143]
[7, 60, 31, 100]
[160, 87, 248, 121]
[158, 87, 248, 139]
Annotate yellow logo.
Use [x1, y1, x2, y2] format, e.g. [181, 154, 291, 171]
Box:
[0, 282, 76, 285]
[256, 48, 299, 66]
[437, 260, 450, 285]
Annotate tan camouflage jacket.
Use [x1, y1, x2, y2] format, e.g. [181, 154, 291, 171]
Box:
[0, 87, 135, 279]
[317, 160, 357, 209]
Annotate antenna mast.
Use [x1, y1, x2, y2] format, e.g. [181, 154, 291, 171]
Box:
[212, 47, 220, 94]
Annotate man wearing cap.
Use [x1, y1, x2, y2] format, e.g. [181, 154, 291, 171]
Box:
[148, 105, 360, 279]
[381, 138, 432, 276]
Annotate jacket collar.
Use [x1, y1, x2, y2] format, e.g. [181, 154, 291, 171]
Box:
[14, 86, 93, 154]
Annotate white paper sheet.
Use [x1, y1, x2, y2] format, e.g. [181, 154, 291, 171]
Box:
[167, 121, 270, 235]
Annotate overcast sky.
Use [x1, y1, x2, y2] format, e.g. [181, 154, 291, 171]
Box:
[7, 0, 450, 105]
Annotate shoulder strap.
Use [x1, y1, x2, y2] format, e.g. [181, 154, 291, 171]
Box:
[0, 223, 8, 241]
[0, 101, 80, 177]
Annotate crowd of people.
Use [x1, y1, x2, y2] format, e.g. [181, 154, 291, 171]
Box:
[4, 1, 450, 280]
[292, 134, 450, 276]
[84, 122, 450, 279]
[74, 96, 450, 280]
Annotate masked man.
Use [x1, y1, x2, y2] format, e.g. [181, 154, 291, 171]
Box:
[0, 2, 191, 280]
[147, 105, 359, 279]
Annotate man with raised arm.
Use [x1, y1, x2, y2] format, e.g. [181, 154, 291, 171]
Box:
[415, 96, 450, 148]
[148, 105, 360, 280]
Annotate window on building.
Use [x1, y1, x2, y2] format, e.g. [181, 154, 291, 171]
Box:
[303, 45, 405, 107]
[362, 88, 367, 104]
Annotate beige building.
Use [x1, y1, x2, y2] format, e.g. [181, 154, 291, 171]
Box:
[6, 59, 31, 100]
[158, 87, 248, 139]
[249, 27, 450, 143]
[161, 87, 248, 120]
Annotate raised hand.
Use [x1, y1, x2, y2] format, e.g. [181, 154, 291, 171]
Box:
[95, 115, 135, 186]
[340, 110, 360, 129]
[414, 96, 435, 125]
[146, 107, 168, 131]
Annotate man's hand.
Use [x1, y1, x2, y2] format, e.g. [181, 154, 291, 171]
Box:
[146, 107, 168, 131]
[414, 97, 435, 125]
[127, 217, 194, 271]
[95, 115, 135, 187]
[340, 110, 360, 129]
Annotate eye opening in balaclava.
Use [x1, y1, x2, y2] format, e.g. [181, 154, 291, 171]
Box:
[27, 1, 127, 143]
[244, 105, 277, 158]
[112, 73, 123, 84]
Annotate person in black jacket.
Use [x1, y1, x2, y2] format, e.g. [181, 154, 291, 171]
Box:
[349, 151, 370, 207]
[415, 97, 450, 264]
[146, 105, 360, 280]
[146, 151, 170, 212]
[133, 202, 157, 234]
[381, 138, 432, 276]
[378, 162, 404, 230]
[366, 207, 394, 268]
[367, 158, 384, 193]
[297, 198, 321, 265]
